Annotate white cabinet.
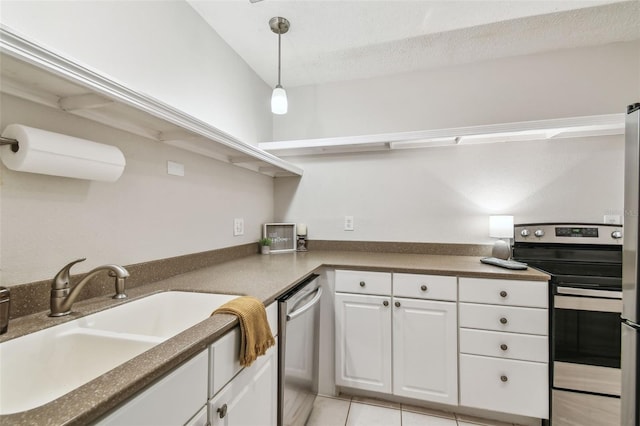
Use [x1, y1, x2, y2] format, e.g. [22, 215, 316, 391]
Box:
[334, 271, 457, 406]
[208, 342, 277, 426]
[335, 292, 392, 393]
[97, 350, 208, 425]
[458, 277, 549, 419]
[392, 297, 458, 405]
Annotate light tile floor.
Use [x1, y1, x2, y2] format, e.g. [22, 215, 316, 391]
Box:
[305, 395, 522, 426]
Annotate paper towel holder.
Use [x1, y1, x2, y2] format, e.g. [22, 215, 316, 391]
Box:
[0, 136, 19, 153]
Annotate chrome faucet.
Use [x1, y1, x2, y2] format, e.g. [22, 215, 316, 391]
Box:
[49, 258, 129, 317]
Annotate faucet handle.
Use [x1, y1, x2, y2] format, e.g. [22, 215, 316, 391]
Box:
[52, 258, 86, 290]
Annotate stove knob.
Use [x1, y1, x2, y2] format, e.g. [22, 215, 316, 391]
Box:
[520, 229, 530, 237]
[612, 230, 622, 239]
[534, 229, 545, 238]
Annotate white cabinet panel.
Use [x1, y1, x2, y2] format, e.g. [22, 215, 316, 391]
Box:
[392, 298, 458, 405]
[335, 270, 392, 295]
[393, 274, 457, 301]
[459, 328, 548, 363]
[209, 342, 277, 426]
[335, 292, 392, 393]
[459, 353, 548, 419]
[97, 351, 208, 426]
[459, 278, 547, 308]
[185, 406, 208, 426]
[459, 302, 548, 335]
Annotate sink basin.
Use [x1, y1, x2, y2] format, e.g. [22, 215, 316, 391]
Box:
[77, 291, 239, 339]
[0, 291, 238, 415]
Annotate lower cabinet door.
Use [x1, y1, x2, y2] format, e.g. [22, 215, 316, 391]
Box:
[392, 298, 458, 405]
[459, 354, 549, 419]
[209, 342, 277, 426]
[335, 292, 392, 393]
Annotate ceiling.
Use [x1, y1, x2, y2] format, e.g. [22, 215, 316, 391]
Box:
[187, 0, 640, 88]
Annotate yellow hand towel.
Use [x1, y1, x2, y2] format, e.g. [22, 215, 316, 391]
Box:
[212, 296, 275, 367]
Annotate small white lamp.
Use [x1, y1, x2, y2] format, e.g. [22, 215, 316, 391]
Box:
[489, 215, 514, 260]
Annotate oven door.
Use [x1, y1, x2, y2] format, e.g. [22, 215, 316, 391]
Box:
[553, 288, 622, 396]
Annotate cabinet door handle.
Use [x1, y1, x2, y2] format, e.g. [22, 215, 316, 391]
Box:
[500, 344, 508, 351]
[359, 281, 366, 287]
[500, 375, 508, 382]
[383, 300, 389, 307]
[500, 290, 508, 298]
[420, 284, 427, 291]
[499, 317, 508, 325]
[395, 301, 401, 307]
[217, 403, 228, 419]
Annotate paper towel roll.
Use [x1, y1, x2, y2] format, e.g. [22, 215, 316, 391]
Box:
[0, 124, 125, 182]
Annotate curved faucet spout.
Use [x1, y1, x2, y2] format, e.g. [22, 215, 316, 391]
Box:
[49, 261, 129, 317]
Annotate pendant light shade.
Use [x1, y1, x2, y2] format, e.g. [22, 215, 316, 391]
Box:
[270, 17, 290, 115]
[271, 85, 288, 115]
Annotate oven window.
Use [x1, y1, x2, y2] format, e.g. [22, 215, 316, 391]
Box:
[554, 308, 621, 368]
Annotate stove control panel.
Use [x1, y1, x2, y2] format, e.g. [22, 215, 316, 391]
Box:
[515, 223, 623, 245]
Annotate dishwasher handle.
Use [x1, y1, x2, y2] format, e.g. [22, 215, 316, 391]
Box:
[286, 287, 323, 322]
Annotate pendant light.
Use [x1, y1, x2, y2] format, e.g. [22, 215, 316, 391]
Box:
[270, 17, 290, 115]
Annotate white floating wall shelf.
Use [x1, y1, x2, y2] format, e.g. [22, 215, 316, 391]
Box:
[0, 25, 303, 178]
[259, 114, 625, 157]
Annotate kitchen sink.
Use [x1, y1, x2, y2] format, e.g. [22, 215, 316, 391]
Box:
[0, 291, 238, 415]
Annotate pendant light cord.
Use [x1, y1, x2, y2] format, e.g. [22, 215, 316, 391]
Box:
[277, 31, 282, 87]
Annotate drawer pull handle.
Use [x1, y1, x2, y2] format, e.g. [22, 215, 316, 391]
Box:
[360, 281, 366, 287]
[217, 403, 228, 419]
[500, 290, 508, 298]
[499, 317, 508, 325]
[395, 301, 401, 307]
[383, 300, 389, 307]
[420, 285, 427, 291]
[500, 375, 508, 382]
[500, 344, 508, 351]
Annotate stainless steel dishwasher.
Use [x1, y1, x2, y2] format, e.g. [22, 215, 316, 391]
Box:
[278, 274, 322, 426]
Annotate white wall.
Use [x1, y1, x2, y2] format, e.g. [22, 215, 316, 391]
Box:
[273, 43, 638, 244]
[0, 0, 272, 145]
[273, 42, 640, 141]
[274, 136, 624, 244]
[0, 94, 274, 286]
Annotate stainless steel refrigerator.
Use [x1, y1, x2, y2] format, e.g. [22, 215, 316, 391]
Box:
[622, 102, 640, 426]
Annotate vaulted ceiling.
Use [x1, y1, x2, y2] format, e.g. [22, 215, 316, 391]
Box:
[188, 0, 640, 88]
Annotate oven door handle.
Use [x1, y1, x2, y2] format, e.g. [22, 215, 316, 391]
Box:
[554, 294, 622, 313]
[556, 286, 622, 299]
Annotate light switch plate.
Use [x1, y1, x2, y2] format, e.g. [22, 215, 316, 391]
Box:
[234, 218, 244, 236]
[344, 216, 354, 231]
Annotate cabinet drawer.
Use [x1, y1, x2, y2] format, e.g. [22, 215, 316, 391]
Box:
[460, 354, 548, 419]
[459, 328, 548, 363]
[393, 273, 456, 301]
[335, 270, 391, 295]
[459, 303, 548, 335]
[459, 278, 548, 308]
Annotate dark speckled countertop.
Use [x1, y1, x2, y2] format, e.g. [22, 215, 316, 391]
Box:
[0, 251, 549, 425]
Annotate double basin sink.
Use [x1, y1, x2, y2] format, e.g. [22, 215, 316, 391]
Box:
[0, 291, 238, 415]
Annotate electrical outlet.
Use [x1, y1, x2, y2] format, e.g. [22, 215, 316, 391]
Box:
[344, 216, 354, 231]
[234, 218, 244, 236]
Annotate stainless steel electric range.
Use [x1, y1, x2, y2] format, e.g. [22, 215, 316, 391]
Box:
[512, 223, 623, 426]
